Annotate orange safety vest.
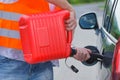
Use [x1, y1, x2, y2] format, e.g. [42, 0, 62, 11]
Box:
[0, 0, 49, 50]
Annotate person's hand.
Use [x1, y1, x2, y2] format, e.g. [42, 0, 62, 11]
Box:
[73, 48, 91, 62]
[65, 10, 77, 31]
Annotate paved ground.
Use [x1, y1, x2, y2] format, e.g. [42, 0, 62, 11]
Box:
[74, 2, 104, 19]
[53, 2, 104, 80]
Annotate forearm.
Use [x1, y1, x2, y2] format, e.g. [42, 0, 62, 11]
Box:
[46, 0, 77, 31]
[46, 0, 74, 12]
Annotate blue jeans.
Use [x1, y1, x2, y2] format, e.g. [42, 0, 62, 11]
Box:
[0, 55, 53, 80]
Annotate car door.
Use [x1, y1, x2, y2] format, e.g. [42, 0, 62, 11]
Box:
[97, 0, 119, 79]
[79, 0, 120, 80]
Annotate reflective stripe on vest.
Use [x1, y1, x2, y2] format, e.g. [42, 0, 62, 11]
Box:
[0, 0, 18, 4]
[0, 28, 20, 39]
[0, 11, 21, 21]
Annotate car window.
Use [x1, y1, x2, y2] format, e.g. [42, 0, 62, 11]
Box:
[103, 0, 118, 33]
[110, 16, 120, 40]
[103, 0, 111, 31]
[110, 0, 120, 40]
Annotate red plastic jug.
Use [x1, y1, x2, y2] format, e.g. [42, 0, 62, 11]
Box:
[19, 10, 72, 64]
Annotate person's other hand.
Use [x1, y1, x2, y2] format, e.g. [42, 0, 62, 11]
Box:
[65, 10, 77, 31]
[73, 48, 91, 62]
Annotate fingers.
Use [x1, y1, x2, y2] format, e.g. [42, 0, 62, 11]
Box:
[73, 48, 91, 62]
[65, 11, 77, 31]
[84, 52, 91, 61]
[65, 19, 77, 30]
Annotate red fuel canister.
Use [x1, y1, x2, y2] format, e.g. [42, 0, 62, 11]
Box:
[19, 10, 72, 64]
